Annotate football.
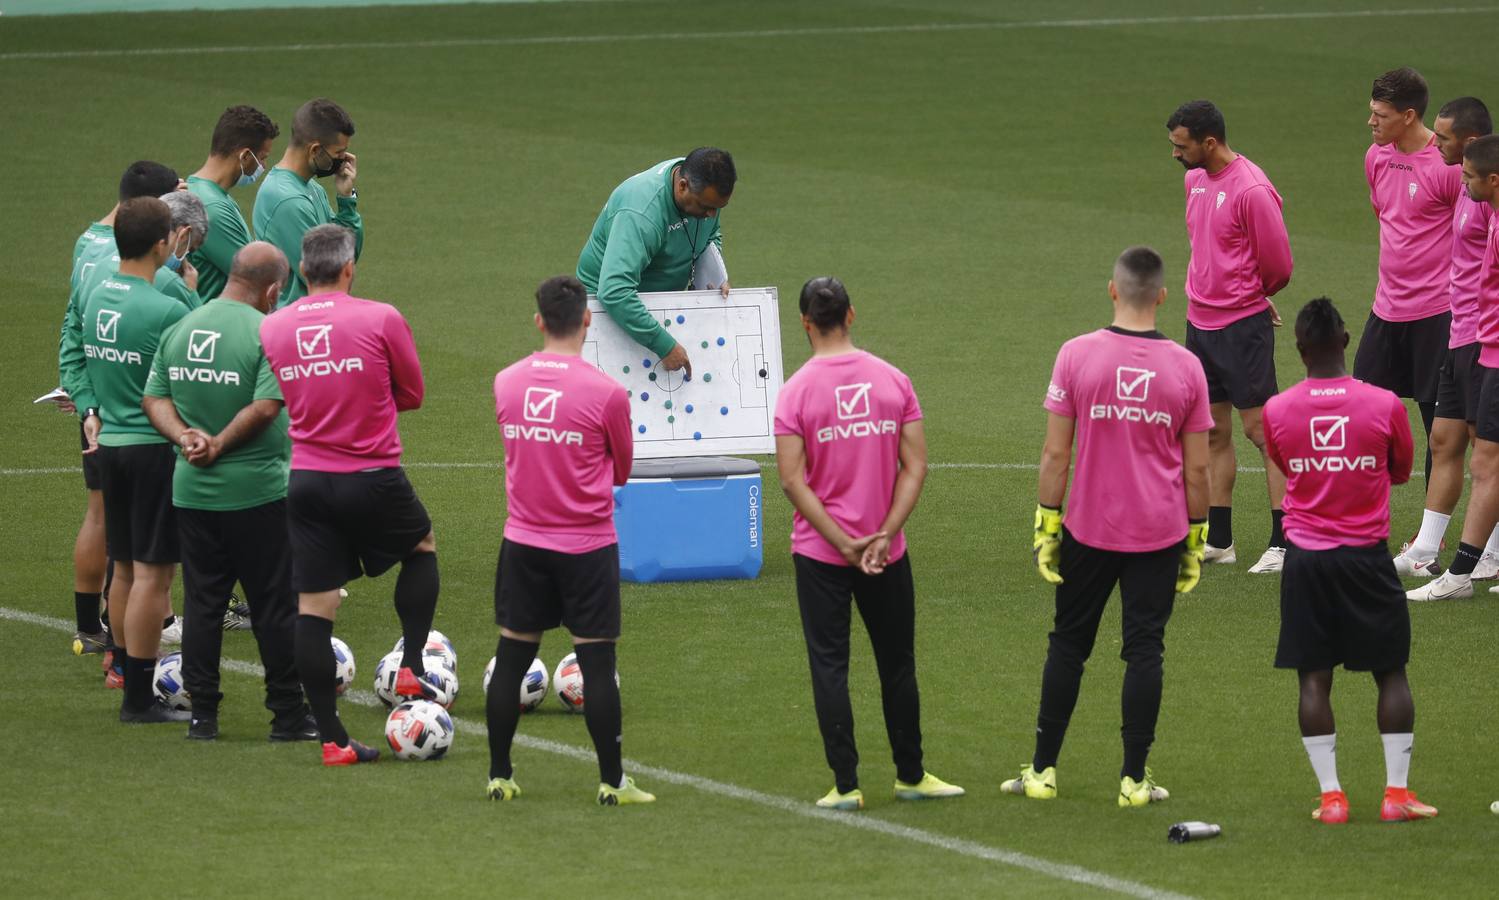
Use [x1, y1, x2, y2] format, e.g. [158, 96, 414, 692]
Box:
[152, 651, 190, 711]
[394, 630, 457, 671]
[330, 636, 356, 696]
[372, 649, 403, 708]
[553, 652, 619, 714]
[384, 700, 454, 760]
[483, 656, 550, 713]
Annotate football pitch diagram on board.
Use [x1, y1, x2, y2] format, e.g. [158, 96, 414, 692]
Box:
[584, 288, 783, 459]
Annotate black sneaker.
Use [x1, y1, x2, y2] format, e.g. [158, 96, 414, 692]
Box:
[72, 629, 110, 655]
[269, 712, 320, 743]
[187, 716, 219, 741]
[222, 595, 252, 631]
[120, 701, 191, 724]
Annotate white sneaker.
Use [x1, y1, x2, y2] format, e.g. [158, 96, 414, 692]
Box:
[1392, 543, 1442, 578]
[1472, 551, 1499, 581]
[1203, 543, 1236, 565]
[1407, 571, 1473, 602]
[160, 616, 183, 644]
[1247, 547, 1285, 574]
[339, 588, 349, 599]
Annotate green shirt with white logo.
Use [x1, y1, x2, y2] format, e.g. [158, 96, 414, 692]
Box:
[253, 167, 363, 308]
[71, 273, 188, 446]
[187, 176, 252, 302]
[144, 298, 290, 511]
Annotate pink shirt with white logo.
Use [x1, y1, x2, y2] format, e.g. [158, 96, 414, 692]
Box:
[1044, 328, 1213, 552]
[1263, 376, 1413, 550]
[1452, 194, 1495, 348]
[494, 351, 633, 554]
[773, 350, 921, 567]
[1366, 137, 1464, 322]
[1183, 155, 1294, 330]
[260, 291, 424, 472]
[1477, 214, 1499, 366]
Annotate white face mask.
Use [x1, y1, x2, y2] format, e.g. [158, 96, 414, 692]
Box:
[237, 149, 266, 187]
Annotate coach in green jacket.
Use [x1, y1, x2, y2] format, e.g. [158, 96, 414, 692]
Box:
[576, 148, 736, 374]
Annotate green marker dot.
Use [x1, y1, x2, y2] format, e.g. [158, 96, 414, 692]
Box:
[648, 372, 657, 382]
[663, 318, 672, 327]
[664, 400, 672, 409]
[703, 373, 713, 382]
[622, 365, 630, 374]
[667, 415, 676, 423]
[701, 341, 709, 349]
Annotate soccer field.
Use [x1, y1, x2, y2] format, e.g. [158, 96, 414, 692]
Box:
[2, 1, 1497, 896]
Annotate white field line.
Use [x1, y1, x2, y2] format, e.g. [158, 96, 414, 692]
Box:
[0, 7, 1493, 61]
[0, 603, 1197, 900]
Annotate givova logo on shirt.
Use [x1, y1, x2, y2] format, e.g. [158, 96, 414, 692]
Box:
[169, 329, 240, 385]
[1284, 415, 1377, 473]
[84, 309, 143, 365]
[504, 386, 583, 445]
[817, 382, 898, 443]
[278, 323, 364, 381]
[1089, 366, 1172, 427]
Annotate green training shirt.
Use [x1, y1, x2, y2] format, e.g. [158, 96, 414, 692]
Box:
[575, 158, 723, 359]
[144, 298, 290, 511]
[253, 167, 363, 308]
[71, 273, 188, 446]
[187, 176, 253, 302]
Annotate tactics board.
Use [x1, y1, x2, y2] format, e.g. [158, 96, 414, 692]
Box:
[584, 288, 783, 459]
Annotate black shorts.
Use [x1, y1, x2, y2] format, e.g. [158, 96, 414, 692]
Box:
[1434, 342, 1482, 423]
[1275, 541, 1409, 672]
[1352, 311, 1450, 403]
[1475, 364, 1499, 443]
[98, 443, 179, 563]
[80, 422, 101, 491]
[286, 468, 432, 593]
[1184, 309, 1278, 409]
[494, 539, 621, 640]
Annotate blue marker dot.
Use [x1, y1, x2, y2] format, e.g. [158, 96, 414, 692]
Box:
[720, 406, 728, 415]
[685, 404, 694, 413]
[638, 424, 647, 434]
[643, 358, 652, 368]
[703, 373, 712, 383]
[684, 373, 691, 381]
[676, 315, 685, 324]
[640, 392, 649, 401]
[693, 432, 702, 440]
[716, 337, 725, 346]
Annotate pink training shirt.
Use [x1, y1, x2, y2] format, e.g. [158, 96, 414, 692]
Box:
[773, 350, 922, 567]
[1366, 137, 1464, 322]
[1449, 192, 1494, 347]
[1183, 155, 1294, 330]
[1478, 214, 1499, 366]
[1044, 328, 1213, 552]
[493, 351, 633, 554]
[260, 291, 424, 472]
[1263, 376, 1412, 550]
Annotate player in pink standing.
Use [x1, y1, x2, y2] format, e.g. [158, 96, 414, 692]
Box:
[1166, 100, 1294, 574]
[773, 276, 964, 811]
[1262, 298, 1433, 823]
[1395, 97, 1498, 581]
[260, 224, 443, 766]
[1005, 246, 1211, 807]
[484, 275, 654, 807]
[1354, 67, 1464, 490]
[1407, 136, 1499, 602]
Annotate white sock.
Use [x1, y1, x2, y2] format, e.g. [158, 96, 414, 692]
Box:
[1485, 525, 1499, 558]
[1382, 732, 1413, 789]
[1302, 734, 1340, 793]
[1409, 509, 1450, 559]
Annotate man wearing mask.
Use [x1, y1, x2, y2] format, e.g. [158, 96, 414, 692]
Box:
[188, 105, 280, 302]
[254, 98, 362, 308]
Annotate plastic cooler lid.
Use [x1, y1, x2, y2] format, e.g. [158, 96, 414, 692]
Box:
[628, 456, 762, 480]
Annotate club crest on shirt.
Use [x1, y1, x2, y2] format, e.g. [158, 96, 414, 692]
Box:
[1215, 191, 1226, 209]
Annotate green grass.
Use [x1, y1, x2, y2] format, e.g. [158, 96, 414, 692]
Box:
[2, 1, 1497, 896]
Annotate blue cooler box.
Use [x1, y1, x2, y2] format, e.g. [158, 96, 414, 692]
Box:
[613, 456, 763, 583]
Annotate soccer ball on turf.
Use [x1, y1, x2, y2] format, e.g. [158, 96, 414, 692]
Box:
[153, 652, 190, 711]
[373, 650, 403, 708]
[384, 700, 454, 760]
[553, 652, 619, 714]
[484, 656, 550, 713]
[331, 636, 356, 696]
[423, 663, 460, 710]
[394, 630, 457, 671]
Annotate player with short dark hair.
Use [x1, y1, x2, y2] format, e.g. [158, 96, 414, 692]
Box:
[485, 275, 652, 805]
[774, 276, 964, 811]
[576, 148, 738, 377]
[1395, 97, 1497, 581]
[1166, 99, 1294, 574]
[259, 224, 438, 766]
[62, 197, 192, 723]
[254, 98, 362, 308]
[1007, 247, 1211, 807]
[1355, 67, 1465, 489]
[1262, 297, 1432, 824]
[1407, 135, 1499, 601]
[142, 242, 316, 743]
[188, 105, 281, 301]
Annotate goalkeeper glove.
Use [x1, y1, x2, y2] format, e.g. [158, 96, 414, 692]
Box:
[1177, 519, 1209, 594]
[1033, 504, 1063, 584]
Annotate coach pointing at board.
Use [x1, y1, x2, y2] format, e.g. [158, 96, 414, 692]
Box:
[575, 148, 737, 377]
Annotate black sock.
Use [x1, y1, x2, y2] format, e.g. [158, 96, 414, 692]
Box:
[1269, 509, 1285, 548]
[485, 636, 540, 780]
[394, 552, 439, 675]
[75, 591, 102, 633]
[294, 614, 347, 746]
[1208, 506, 1233, 548]
[124, 655, 156, 712]
[575, 642, 624, 787]
[1034, 716, 1069, 772]
[1451, 542, 1483, 576]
